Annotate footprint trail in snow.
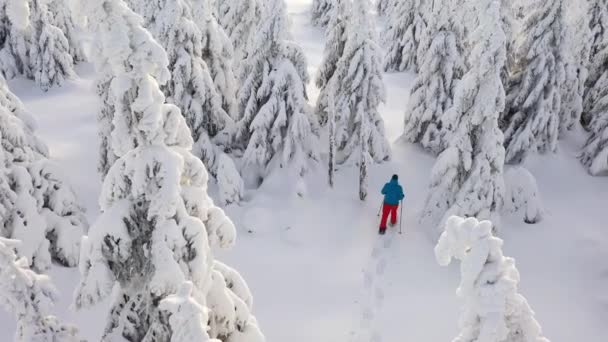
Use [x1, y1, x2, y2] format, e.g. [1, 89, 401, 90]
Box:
[349, 230, 397, 342]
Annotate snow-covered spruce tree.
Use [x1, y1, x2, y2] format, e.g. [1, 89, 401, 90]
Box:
[0, 75, 87, 271]
[235, 0, 319, 189]
[559, 1, 591, 134]
[333, 0, 390, 200]
[47, 0, 85, 63]
[0, 237, 82, 342]
[421, 0, 506, 234]
[436, 216, 550, 342]
[383, 0, 428, 72]
[583, 0, 608, 128]
[375, 0, 393, 17]
[0, 0, 75, 91]
[191, 0, 239, 121]
[144, 0, 236, 179]
[216, 0, 261, 66]
[580, 71, 608, 175]
[501, 0, 564, 164]
[311, 0, 334, 27]
[315, 0, 350, 126]
[402, 2, 464, 155]
[74, 1, 263, 341]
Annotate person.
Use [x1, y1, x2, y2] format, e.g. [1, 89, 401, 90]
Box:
[379, 174, 405, 234]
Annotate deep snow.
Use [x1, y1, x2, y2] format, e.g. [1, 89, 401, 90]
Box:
[1, 0, 607, 341]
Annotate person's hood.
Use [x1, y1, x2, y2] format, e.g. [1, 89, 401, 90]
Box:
[390, 179, 399, 185]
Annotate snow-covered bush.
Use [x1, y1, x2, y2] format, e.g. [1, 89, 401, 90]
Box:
[329, 0, 390, 200]
[502, 0, 564, 164]
[504, 166, 543, 224]
[421, 0, 506, 234]
[402, 2, 464, 155]
[216, 0, 261, 66]
[0, 75, 86, 271]
[435, 216, 550, 342]
[235, 0, 319, 189]
[0, 0, 76, 91]
[383, 0, 428, 72]
[217, 153, 244, 206]
[0, 237, 81, 342]
[311, 0, 333, 27]
[75, 1, 263, 341]
[315, 0, 350, 126]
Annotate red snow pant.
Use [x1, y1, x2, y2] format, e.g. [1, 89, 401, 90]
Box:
[380, 203, 399, 229]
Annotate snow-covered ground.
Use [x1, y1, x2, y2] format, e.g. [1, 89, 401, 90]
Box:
[1, 0, 607, 341]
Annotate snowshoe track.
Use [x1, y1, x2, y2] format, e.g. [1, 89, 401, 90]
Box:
[349, 230, 396, 342]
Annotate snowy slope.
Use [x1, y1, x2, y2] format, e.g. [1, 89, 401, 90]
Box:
[0, 0, 607, 341]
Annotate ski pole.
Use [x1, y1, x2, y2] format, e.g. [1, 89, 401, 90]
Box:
[377, 201, 383, 217]
[399, 200, 404, 234]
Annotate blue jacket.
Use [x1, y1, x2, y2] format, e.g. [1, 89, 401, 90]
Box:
[381, 179, 405, 205]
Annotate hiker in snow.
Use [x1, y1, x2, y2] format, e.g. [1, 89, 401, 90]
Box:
[379, 174, 405, 234]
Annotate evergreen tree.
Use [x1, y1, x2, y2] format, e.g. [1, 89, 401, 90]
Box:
[311, 0, 333, 27]
[74, 1, 263, 341]
[0, 75, 87, 271]
[560, 0, 591, 134]
[376, 0, 393, 17]
[47, 0, 85, 63]
[421, 0, 506, 234]
[191, 0, 239, 121]
[402, 1, 464, 155]
[436, 216, 550, 342]
[0, 0, 75, 91]
[580, 69, 608, 175]
[216, 0, 261, 66]
[315, 0, 350, 126]
[144, 0, 235, 178]
[0, 237, 82, 342]
[583, 0, 608, 128]
[502, 0, 564, 164]
[383, 0, 428, 72]
[235, 0, 319, 188]
[333, 0, 390, 200]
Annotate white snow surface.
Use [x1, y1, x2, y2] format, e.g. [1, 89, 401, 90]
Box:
[0, 1, 607, 341]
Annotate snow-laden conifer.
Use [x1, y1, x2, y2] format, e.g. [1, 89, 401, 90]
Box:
[436, 216, 550, 342]
[0, 75, 87, 271]
[74, 1, 264, 340]
[402, 1, 464, 155]
[0, 0, 75, 91]
[502, 0, 564, 164]
[144, 0, 235, 179]
[383, 0, 427, 72]
[315, 0, 350, 126]
[311, 0, 333, 27]
[559, 1, 591, 134]
[504, 166, 543, 224]
[0, 237, 82, 342]
[217, 153, 244, 206]
[421, 0, 506, 234]
[235, 0, 319, 188]
[375, 0, 393, 17]
[332, 0, 390, 200]
[191, 0, 239, 121]
[216, 0, 261, 65]
[583, 0, 608, 128]
[580, 71, 608, 175]
[47, 0, 85, 63]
